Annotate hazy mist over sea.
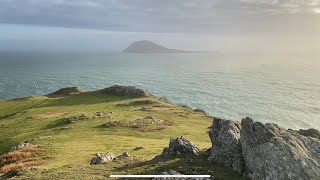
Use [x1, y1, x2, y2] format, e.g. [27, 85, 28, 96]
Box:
[0, 1, 319, 130]
[0, 52, 319, 130]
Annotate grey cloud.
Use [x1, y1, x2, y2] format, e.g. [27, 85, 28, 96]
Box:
[0, 0, 319, 33]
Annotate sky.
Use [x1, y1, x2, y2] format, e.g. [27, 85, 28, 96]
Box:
[0, 0, 319, 53]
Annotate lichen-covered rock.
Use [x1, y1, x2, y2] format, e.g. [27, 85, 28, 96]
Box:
[240, 117, 320, 180]
[90, 153, 115, 165]
[102, 85, 151, 97]
[208, 118, 244, 173]
[161, 136, 201, 156]
[115, 152, 131, 159]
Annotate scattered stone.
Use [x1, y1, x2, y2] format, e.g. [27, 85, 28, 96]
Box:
[32, 136, 52, 141]
[90, 153, 115, 165]
[161, 136, 201, 157]
[102, 85, 152, 97]
[68, 112, 112, 123]
[194, 108, 209, 116]
[104, 116, 174, 132]
[208, 118, 243, 173]
[115, 152, 131, 159]
[158, 97, 170, 103]
[133, 146, 144, 151]
[90, 152, 133, 165]
[140, 106, 151, 111]
[152, 170, 210, 180]
[10, 141, 33, 151]
[94, 111, 113, 118]
[47, 87, 85, 97]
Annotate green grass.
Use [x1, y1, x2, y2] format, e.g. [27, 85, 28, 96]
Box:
[0, 91, 240, 179]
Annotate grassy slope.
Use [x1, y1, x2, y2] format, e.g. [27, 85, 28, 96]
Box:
[0, 91, 240, 179]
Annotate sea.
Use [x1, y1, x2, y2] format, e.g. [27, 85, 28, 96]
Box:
[0, 52, 319, 130]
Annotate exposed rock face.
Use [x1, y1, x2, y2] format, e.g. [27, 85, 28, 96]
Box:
[161, 136, 201, 157]
[90, 153, 115, 165]
[48, 87, 85, 97]
[115, 152, 131, 159]
[240, 117, 320, 180]
[102, 85, 151, 97]
[298, 128, 320, 139]
[208, 118, 243, 173]
[209, 117, 320, 179]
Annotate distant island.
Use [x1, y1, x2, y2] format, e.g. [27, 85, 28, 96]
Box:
[123, 40, 201, 53]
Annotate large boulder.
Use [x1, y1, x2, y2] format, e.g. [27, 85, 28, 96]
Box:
[90, 153, 115, 165]
[208, 118, 243, 173]
[102, 85, 151, 97]
[241, 117, 320, 179]
[161, 136, 201, 157]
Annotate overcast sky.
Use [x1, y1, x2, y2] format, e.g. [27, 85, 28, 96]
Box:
[0, 0, 319, 53]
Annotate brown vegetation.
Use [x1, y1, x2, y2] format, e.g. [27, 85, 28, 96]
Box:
[0, 147, 47, 173]
[32, 112, 67, 118]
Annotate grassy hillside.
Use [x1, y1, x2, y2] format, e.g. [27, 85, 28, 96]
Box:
[0, 89, 240, 179]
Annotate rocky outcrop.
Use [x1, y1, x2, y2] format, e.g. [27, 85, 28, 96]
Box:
[90, 153, 115, 165]
[209, 117, 320, 179]
[298, 128, 320, 139]
[208, 118, 243, 173]
[102, 85, 151, 97]
[241, 117, 320, 180]
[48, 87, 85, 97]
[90, 152, 132, 165]
[10, 141, 33, 151]
[194, 109, 209, 116]
[161, 136, 201, 157]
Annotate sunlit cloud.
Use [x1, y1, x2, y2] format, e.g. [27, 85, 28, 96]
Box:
[313, 8, 320, 13]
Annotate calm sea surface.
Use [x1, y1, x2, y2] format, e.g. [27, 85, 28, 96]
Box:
[0, 52, 319, 130]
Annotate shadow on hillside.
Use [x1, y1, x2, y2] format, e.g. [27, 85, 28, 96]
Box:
[39, 91, 135, 108]
[0, 138, 19, 155]
[114, 152, 241, 180]
[44, 118, 71, 130]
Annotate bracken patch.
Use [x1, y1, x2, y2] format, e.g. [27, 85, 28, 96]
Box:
[0, 147, 47, 173]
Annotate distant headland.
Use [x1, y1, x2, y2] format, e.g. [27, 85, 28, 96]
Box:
[123, 40, 211, 53]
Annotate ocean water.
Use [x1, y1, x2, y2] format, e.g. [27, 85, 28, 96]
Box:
[0, 52, 319, 130]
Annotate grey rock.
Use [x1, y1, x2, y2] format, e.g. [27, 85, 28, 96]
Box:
[115, 152, 131, 159]
[240, 117, 320, 180]
[298, 128, 320, 139]
[90, 153, 115, 165]
[102, 85, 151, 97]
[194, 108, 209, 116]
[161, 136, 201, 157]
[208, 118, 244, 173]
[10, 141, 33, 151]
[152, 170, 210, 180]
